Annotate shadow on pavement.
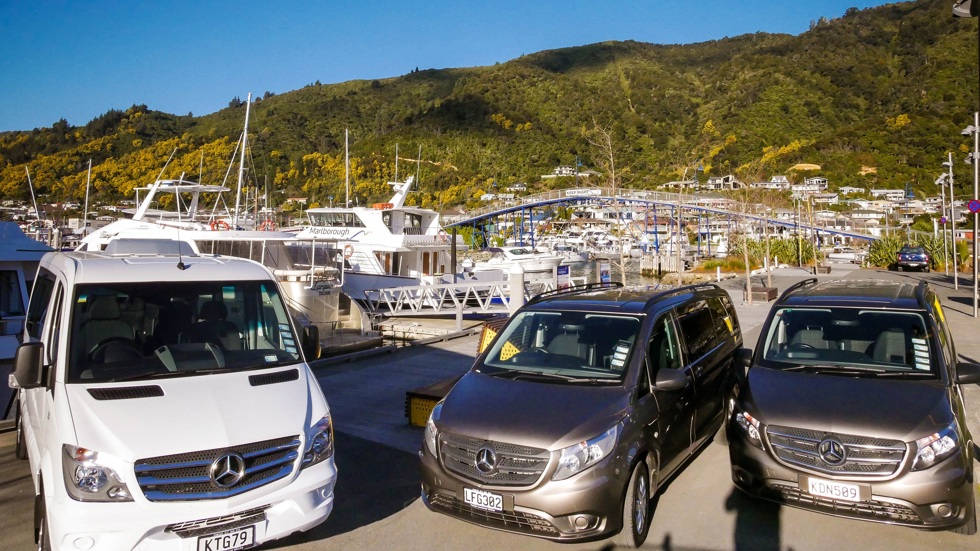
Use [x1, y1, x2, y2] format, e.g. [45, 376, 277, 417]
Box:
[724, 488, 782, 551]
[264, 430, 420, 548]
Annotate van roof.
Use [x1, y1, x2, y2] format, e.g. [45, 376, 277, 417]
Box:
[42, 251, 273, 285]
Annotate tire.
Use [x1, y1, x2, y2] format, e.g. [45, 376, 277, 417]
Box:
[614, 462, 652, 548]
[14, 399, 27, 461]
[35, 489, 51, 551]
[952, 489, 977, 535]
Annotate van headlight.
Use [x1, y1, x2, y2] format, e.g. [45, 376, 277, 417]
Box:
[912, 422, 959, 471]
[552, 424, 619, 481]
[423, 403, 442, 457]
[62, 445, 133, 502]
[734, 408, 764, 449]
[302, 412, 335, 468]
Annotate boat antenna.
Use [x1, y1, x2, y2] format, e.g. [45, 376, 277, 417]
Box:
[176, 225, 186, 270]
[394, 143, 398, 184]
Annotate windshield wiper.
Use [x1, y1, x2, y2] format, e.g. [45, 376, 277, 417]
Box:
[111, 367, 236, 382]
[490, 369, 618, 384]
[782, 364, 887, 376]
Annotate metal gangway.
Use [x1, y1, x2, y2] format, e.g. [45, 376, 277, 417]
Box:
[361, 275, 575, 317]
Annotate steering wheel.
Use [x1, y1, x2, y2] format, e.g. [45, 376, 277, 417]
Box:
[90, 338, 143, 363]
[788, 342, 815, 349]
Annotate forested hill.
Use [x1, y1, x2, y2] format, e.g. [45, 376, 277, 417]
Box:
[2, 0, 978, 211]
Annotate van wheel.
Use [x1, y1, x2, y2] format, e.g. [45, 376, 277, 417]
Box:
[614, 462, 651, 548]
[35, 490, 51, 551]
[15, 399, 27, 460]
[952, 489, 977, 535]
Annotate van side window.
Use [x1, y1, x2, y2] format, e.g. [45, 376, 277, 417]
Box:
[646, 315, 682, 385]
[677, 301, 716, 359]
[26, 269, 56, 340]
[713, 295, 739, 337]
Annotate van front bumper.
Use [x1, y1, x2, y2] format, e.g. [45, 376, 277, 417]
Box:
[728, 425, 974, 531]
[46, 458, 337, 551]
[419, 447, 628, 542]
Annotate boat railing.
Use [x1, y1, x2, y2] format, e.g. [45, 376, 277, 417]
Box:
[362, 279, 524, 315]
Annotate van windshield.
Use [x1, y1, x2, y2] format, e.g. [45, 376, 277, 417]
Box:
[759, 307, 937, 377]
[68, 281, 301, 383]
[478, 311, 641, 383]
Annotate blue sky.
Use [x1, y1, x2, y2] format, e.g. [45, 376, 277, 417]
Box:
[1, 1, 896, 132]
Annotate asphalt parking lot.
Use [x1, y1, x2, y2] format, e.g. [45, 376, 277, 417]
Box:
[2, 266, 980, 550]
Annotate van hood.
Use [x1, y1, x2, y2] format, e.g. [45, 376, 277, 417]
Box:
[438, 371, 629, 450]
[65, 367, 322, 460]
[743, 367, 952, 441]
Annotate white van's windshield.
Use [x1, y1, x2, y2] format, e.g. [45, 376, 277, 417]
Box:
[68, 281, 300, 383]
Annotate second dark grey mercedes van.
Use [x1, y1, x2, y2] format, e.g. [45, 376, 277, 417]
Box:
[419, 283, 742, 547]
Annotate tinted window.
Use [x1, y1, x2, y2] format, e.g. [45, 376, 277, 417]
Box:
[25, 269, 55, 340]
[677, 301, 716, 359]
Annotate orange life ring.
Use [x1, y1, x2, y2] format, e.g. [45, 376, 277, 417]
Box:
[343, 244, 355, 259]
[438, 229, 449, 243]
[210, 220, 231, 231]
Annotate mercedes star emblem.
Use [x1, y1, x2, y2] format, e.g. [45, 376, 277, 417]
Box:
[817, 437, 847, 467]
[210, 452, 247, 488]
[474, 446, 498, 474]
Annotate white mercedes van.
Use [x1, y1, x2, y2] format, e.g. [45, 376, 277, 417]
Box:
[10, 245, 336, 550]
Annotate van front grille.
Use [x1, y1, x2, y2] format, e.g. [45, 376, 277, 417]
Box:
[166, 506, 269, 538]
[777, 486, 921, 524]
[135, 436, 300, 501]
[766, 425, 907, 477]
[439, 432, 550, 487]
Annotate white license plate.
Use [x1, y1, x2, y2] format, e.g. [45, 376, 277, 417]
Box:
[197, 525, 255, 551]
[463, 487, 503, 512]
[804, 477, 862, 502]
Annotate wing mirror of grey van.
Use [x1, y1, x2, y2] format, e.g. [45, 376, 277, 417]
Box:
[12, 342, 45, 389]
[302, 324, 321, 361]
[654, 368, 689, 391]
[955, 361, 980, 385]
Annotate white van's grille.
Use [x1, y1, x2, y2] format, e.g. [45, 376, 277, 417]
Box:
[134, 436, 300, 501]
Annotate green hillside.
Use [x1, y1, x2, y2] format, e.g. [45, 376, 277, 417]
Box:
[1, 0, 978, 213]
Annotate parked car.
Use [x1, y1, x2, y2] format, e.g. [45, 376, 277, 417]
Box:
[895, 245, 931, 272]
[420, 282, 742, 547]
[728, 278, 980, 534]
[11, 243, 336, 550]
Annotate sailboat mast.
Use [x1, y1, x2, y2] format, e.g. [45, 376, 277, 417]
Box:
[25, 167, 41, 222]
[83, 159, 92, 236]
[345, 129, 350, 208]
[233, 92, 252, 228]
[394, 143, 398, 184]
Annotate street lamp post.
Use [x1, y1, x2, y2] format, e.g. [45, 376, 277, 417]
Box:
[943, 154, 958, 286]
[936, 171, 950, 276]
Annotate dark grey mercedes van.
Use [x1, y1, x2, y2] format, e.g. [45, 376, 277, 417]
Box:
[419, 283, 742, 547]
[728, 278, 980, 535]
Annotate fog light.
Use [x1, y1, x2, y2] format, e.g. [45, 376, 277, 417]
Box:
[937, 503, 953, 518]
[72, 536, 95, 550]
[571, 514, 598, 531]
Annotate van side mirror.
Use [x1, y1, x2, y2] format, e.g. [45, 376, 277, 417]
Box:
[955, 362, 980, 385]
[13, 342, 45, 389]
[653, 368, 688, 392]
[734, 347, 753, 385]
[302, 324, 320, 361]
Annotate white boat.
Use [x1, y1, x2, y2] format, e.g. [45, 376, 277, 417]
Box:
[0, 222, 53, 418]
[296, 175, 488, 303]
[826, 246, 868, 264]
[76, 179, 349, 337]
[472, 246, 564, 274]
